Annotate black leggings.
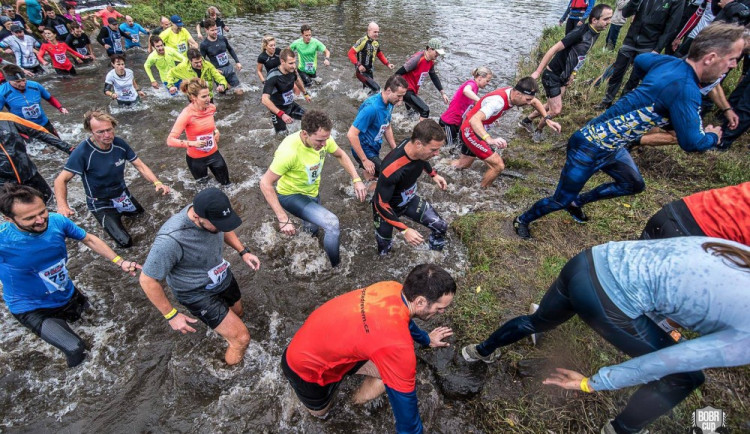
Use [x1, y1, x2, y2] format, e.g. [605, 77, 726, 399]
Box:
[372, 195, 447, 255]
[13, 288, 89, 367]
[91, 193, 144, 248]
[186, 151, 231, 185]
[355, 68, 380, 93]
[640, 199, 704, 240]
[476, 251, 704, 434]
[403, 90, 430, 118]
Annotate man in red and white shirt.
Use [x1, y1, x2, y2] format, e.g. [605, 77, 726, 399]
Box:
[451, 77, 561, 188]
[395, 38, 450, 120]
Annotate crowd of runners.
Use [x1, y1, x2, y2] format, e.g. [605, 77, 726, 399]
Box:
[0, 1, 749, 433]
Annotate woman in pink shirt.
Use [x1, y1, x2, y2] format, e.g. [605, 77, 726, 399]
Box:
[439, 66, 493, 150]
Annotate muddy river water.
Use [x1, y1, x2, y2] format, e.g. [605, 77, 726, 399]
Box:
[0, 0, 564, 431]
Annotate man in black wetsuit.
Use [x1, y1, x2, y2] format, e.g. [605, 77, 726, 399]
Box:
[261, 48, 311, 133]
[372, 119, 449, 255]
[199, 19, 243, 95]
[347, 22, 395, 94]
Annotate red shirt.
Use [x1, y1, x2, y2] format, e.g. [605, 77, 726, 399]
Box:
[683, 182, 750, 245]
[37, 41, 84, 71]
[286, 281, 417, 393]
[95, 8, 123, 27]
[460, 87, 513, 130]
[400, 51, 435, 94]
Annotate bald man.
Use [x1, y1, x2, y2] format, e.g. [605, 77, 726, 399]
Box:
[348, 22, 395, 93]
[120, 15, 149, 49]
[148, 16, 171, 52]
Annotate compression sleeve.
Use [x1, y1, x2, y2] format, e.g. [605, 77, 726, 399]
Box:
[225, 39, 239, 63]
[395, 66, 407, 75]
[47, 96, 63, 110]
[408, 320, 430, 347]
[385, 386, 423, 434]
[377, 51, 389, 66]
[347, 47, 358, 65]
[104, 82, 114, 93]
[589, 329, 750, 391]
[374, 175, 408, 231]
[428, 64, 443, 92]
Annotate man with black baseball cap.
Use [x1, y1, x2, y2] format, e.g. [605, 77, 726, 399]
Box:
[451, 77, 561, 188]
[139, 187, 260, 366]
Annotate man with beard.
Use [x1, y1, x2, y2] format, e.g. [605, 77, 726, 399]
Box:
[0, 183, 141, 367]
[139, 188, 260, 366]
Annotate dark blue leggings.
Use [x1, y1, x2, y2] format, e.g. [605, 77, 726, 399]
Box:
[476, 251, 704, 434]
[519, 132, 645, 224]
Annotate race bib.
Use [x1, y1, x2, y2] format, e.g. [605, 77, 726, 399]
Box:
[54, 52, 67, 64]
[305, 158, 323, 185]
[131, 34, 139, 44]
[111, 190, 137, 213]
[119, 86, 137, 101]
[54, 24, 68, 35]
[206, 259, 230, 290]
[304, 61, 314, 73]
[38, 259, 70, 294]
[282, 89, 294, 105]
[216, 51, 229, 66]
[75, 47, 88, 55]
[216, 27, 223, 36]
[22, 54, 36, 66]
[374, 123, 389, 143]
[196, 133, 216, 152]
[21, 103, 41, 119]
[113, 39, 122, 52]
[417, 72, 428, 86]
[177, 42, 187, 53]
[398, 182, 418, 207]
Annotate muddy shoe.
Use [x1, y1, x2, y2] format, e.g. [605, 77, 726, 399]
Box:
[601, 420, 649, 434]
[532, 130, 544, 143]
[461, 344, 501, 364]
[529, 303, 541, 346]
[566, 203, 589, 223]
[518, 118, 534, 134]
[513, 217, 532, 240]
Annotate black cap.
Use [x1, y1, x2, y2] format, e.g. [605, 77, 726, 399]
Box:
[193, 188, 242, 232]
[107, 17, 117, 24]
[10, 24, 22, 33]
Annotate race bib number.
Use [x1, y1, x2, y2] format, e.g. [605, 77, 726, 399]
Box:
[21, 103, 41, 119]
[55, 24, 68, 35]
[305, 158, 323, 185]
[54, 52, 67, 64]
[398, 182, 418, 207]
[216, 51, 229, 66]
[75, 47, 88, 55]
[119, 86, 136, 101]
[374, 123, 389, 143]
[177, 42, 187, 53]
[573, 55, 587, 72]
[304, 61, 314, 73]
[196, 133, 216, 152]
[111, 190, 137, 213]
[38, 259, 70, 294]
[206, 259, 230, 290]
[417, 72, 428, 86]
[216, 27, 223, 36]
[282, 89, 294, 105]
[113, 39, 122, 52]
[22, 54, 36, 66]
[131, 34, 139, 44]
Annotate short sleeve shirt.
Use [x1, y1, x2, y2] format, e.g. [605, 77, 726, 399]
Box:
[257, 47, 281, 73]
[160, 27, 192, 54]
[269, 131, 339, 197]
[0, 213, 86, 314]
[105, 68, 138, 102]
[65, 33, 92, 56]
[64, 137, 137, 209]
[352, 93, 393, 156]
[290, 37, 326, 74]
[262, 67, 298, 107]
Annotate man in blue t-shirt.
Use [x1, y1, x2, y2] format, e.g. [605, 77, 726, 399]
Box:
[0, 65, 69, 136]
[54, 109, 170, 248]
[119, 15, 149, 49]
[0, 183, 141, 367]
[346, 75, 407, 186]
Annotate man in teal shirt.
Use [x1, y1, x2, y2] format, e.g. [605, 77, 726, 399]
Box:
[290, 24, 330, 86]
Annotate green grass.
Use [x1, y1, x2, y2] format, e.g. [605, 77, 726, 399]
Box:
[451, 6, 750, 432]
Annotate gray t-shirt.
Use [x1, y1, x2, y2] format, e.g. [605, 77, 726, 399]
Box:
[142, 205, 232, 293]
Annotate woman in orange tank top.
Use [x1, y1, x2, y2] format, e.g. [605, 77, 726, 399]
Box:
[167, 77, 231, 185]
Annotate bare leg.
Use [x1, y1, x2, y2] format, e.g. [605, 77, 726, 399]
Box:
[213, 308, 250, 365]
[451, 154, 476, 169]
[480, 153, 505, 188]
[352, 361, 386, 405]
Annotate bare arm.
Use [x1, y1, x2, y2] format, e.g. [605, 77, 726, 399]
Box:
[332, 148, 367, 201]
[261, 93, 282, 115]
[223, 231, 260, 270]
[462, 85, 480, 102]
[533, 41, 565, 79]
[259, 169, 295, 233]
[130, 157, 170, 194]
[384, 124, 396, 149]
[80, 233, 141, 276]
[256, 63, 265, 83]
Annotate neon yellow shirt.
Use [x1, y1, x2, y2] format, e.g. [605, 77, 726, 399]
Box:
[143, 46, 185, 83]
[159, 28, 192, 54]
[270, 131, 339, 197]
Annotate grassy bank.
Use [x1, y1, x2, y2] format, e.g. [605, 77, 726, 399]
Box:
[450, 15, 750, 434]
[126, 0, 338, 26]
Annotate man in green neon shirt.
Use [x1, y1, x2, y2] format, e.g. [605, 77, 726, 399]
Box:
[290, 24, 330, 87]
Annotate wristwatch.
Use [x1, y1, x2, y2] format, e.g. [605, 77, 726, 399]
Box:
[238, 247, 252, 257]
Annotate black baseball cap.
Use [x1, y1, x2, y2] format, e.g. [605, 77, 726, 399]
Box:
[10, 24, 22, 33]
[193, 188, 242, 232]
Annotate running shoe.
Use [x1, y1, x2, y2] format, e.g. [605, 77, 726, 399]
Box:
[601, 420, 649, 434]
[566, 204, 589, 223]
[513, 217, 532, 239]
[532, 130, 544, 143]
[461, 344, 501, 364]
[529, 303, 540, 346]
[518, 118, 534, 134]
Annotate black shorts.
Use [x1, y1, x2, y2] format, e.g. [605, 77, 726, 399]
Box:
[281, 347, 368, 411]
[13, 288, 88, 336]
[439, 119, 460, 149]
[640, 199, 705, 240]
[271, 102, 305, 133]
[403, 90, 430, 118]
[541, 69, 564, 99]
[352, 152, 383, 176]
[174, 274, 241, 329]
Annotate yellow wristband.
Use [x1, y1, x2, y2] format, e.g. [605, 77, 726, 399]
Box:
[480, 134, 490, 141]
[352, 177, 362, 183]
[164, 308, 178, 320]
[112, 255, 122, 264]
[580, 377, 593, 393]
[401, 229, 408, 234]
[154, 180, 163, 186]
